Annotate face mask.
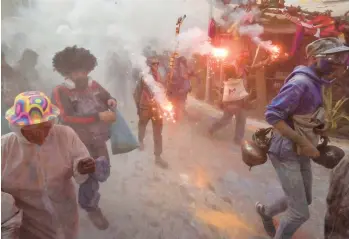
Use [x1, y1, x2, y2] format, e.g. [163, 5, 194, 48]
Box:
[74, 77, 89, 89]
[20, 122, 53, 145]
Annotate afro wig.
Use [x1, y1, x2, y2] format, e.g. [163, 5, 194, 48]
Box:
[52, 45, 97, 77]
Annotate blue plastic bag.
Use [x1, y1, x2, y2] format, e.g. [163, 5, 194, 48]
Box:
[91, 156, 110, 182]
[110, 109, 139, 154]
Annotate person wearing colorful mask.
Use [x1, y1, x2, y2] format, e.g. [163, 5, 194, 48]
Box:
[133, 56, 169, 169]
[255, 38, 349, 239]
[51, 46, 117, 230]
[1, 91, 95, 239]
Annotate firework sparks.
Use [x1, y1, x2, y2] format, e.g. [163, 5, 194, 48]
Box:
[251, 37, 288, 61]
[269, 45, 289, 61]
[212, 48, 229, 59]
[161, 102, 176, 123]
[270, 45, 281, 60]
[142, 72, 176, 123]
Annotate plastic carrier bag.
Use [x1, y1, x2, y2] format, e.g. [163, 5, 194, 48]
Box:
[110, 109, 139, 154]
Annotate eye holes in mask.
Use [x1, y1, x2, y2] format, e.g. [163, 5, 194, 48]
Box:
[316, 53, 349, 66]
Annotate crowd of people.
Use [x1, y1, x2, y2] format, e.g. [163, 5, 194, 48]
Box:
[1, 36, 349, 239]
[1, 44, 194, 238]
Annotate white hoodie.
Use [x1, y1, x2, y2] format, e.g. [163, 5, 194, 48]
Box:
[1, 124, 90, 239]
[1, 192, 22, 239]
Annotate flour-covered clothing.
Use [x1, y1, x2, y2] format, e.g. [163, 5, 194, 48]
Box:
[52, 78, 114, 212]
[1, 192, 22, 239]
[51, 79, 112, 146]
[134, 71, 164, 156]
[1, 125, 90, 239]
[264, 65, 326, 239]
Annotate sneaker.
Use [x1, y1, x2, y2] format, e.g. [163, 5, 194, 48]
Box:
[155, 156, 169, 169]
[255, 202, 276, 237]
[87, 208, 109, 230]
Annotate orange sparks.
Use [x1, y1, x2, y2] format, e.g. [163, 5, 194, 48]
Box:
[161, 102, 175, 122]
[270, 45, 281, 60]
[270, 45, 288, 61]
[212, 48, 228, 59]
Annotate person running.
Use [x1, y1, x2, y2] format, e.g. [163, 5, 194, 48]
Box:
[167, 56, 192, 121]
[2, 91, 95, 239]
[51, 46, 117, 230]
[255, 38, 349, 239]
[1, 51, 30, 135]
[15, 49, 41, 91]
[208, 55, 250, 144]
[133, 56, 169, 169]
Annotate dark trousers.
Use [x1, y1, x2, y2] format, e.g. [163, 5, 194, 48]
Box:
[210, 103, 246, 142]
[78, 142, 110, 212]
[138, 108, 163, 156]
[169, 93, 188, 121]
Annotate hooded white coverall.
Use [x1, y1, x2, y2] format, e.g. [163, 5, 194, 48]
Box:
[1, 124, 90, 239]
[2, 192, 23, 239]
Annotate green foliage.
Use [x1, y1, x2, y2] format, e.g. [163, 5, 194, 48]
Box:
[322, 85, 349, 130]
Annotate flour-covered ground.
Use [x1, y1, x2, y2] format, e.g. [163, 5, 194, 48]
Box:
[78, 97, 348, 239]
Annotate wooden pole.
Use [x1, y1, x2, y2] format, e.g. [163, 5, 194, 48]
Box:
[205, 0, 214, 102]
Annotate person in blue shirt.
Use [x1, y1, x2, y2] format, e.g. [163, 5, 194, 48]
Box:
[255, 38, 349, 239]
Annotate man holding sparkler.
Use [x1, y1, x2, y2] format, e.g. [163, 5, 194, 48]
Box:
[133, 56, 169, 169]
[255, 38, 349, 239]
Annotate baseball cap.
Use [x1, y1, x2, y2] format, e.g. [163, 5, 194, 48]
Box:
[306, 37, 349, 58]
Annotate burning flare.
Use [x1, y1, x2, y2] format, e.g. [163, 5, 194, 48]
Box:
[141, 72, 176, 122]
[251, 37, 288, 61]
[212, 48, 229, 58]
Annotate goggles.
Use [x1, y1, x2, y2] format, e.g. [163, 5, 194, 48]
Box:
[316, 52, 349, 66]
[147, 58, 160, 66]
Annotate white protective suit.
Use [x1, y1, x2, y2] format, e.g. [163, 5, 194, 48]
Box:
[2, 192, 23, 239]
[1, 124, 90, 239]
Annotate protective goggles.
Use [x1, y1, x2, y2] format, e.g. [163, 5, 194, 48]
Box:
[316, 52, 349, 66]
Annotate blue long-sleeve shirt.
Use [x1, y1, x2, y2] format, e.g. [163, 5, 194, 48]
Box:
[265, 65, 327, 127]
[266, 65, 329, 158]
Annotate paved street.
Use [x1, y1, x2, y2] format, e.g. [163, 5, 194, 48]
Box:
[78, 97, 349, 239]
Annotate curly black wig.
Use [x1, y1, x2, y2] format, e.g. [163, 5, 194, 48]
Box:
[52, 45, 97, 77]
